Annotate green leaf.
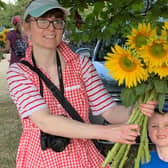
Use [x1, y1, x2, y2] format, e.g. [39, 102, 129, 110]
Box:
[93, 2, 105, 17]
[121, 88, 136, 107]
[158, 93, 165, 112]
[153, 79, 168, 94]
[135, 83, 147, 96]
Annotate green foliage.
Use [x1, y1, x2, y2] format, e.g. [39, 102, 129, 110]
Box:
[153, 79, 168, 93]
[58, 0, 168, 43]
[0, 0, 6, 8]
[121, 88, 136, 106]
[0, 0, 29, 28]
[121, 76, 168, 112]
[0, 52, 4, 61]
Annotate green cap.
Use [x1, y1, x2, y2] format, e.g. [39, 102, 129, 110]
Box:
[24, 0, 69, 20]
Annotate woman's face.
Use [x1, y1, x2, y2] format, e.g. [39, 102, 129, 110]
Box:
[25, 16, 64, 49]
[148, 113, 168, 147]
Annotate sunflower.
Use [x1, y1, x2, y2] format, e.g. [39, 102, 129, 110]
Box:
[3, 28, 9, 35]
[105, 45, 148, 88]
[126, 23, 156, 50]
[0, 32, 6, 42]
[161, 22, 168, 41]
[151, 64, 168, 79]
[140, 38, 168, 67]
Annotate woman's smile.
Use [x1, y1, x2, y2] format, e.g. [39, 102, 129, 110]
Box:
[43, 34, 56, 39]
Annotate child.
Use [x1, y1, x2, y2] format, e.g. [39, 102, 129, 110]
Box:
[140, 104, 168, 168]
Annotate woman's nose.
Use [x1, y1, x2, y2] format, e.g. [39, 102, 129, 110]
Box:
[48, 22, 55, 30]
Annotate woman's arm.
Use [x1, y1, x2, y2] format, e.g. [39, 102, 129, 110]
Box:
[30, 107, 139, 144]
[80, 56, 157, 124]
[7, 64, 139, 144]
[7, 63, 153, 145]
[101, 105, 132, 124]
[101, 101, 157, 124]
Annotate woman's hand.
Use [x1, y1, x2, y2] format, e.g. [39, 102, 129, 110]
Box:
[104, 124, 139, 144]
[139, 100, 158, 117]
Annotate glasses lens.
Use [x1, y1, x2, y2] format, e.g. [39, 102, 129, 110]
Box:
[53, 20, 65, 29]
[37, 19, 49, 29]
[36, 19, 65, 29]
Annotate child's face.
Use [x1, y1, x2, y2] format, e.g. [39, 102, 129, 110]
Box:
[148, 113, 168, 147]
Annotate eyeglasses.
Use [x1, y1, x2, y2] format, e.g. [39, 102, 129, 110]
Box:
[29, 18, 65, 29]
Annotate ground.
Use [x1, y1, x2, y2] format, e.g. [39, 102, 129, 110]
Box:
[0, 55, 22, 168]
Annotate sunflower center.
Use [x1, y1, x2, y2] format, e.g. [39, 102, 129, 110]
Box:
[120, 56, 135, 71]
[150, 43, 165, 58]
[135, 35, 147, 48]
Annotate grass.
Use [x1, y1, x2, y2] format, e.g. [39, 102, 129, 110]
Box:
[0, 99, 22, 168]
[0, 59, 22, 168]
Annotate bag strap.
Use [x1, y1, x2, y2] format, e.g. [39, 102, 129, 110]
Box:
[20, 60, 84, 123]
[20, 58, 102, 151]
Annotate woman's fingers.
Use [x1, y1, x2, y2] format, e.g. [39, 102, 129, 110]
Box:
[108, 124, 139, 144]
[121, 124, 139, 143]
[140, 100, 158, 117]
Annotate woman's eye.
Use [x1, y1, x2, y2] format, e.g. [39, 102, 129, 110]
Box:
[54, 20, 63, 25]
[54, 20, 59, 24]
[39, 20, 48, 24]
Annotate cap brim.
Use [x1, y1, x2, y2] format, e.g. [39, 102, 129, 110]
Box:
[24, 4, 69, 20]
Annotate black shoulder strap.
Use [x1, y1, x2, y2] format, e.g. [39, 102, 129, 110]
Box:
[20, 60, 84, 123]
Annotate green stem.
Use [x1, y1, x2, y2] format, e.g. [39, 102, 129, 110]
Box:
[103, 89, 158, 168]
[118, 145, 131, 168]
[127, 107, 140, 124]
[127, 95, 145, 124]
[102, 143, 121, 167]
[134, 116, 148, 168]
[111, 144, 127, 168]
[134, 89, 157, 167]
[143, 128, 151, 163]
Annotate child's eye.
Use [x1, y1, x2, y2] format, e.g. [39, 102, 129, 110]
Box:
[151, 125, 158, 128]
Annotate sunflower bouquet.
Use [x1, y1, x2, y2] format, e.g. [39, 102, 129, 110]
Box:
[102, 22, 168, 168]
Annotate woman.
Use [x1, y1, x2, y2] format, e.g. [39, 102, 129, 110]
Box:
[1, 15, 28, 65]
[7, 0, 157, 167]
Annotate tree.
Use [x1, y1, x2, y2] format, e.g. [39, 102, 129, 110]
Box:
[0, 0, 6, 8]
[0, 0, 29, 28]
[58, 0, 168, 43]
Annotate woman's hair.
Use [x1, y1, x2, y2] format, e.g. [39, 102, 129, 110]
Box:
[15, 23, 23, 35]
[12, 16, 23, 36]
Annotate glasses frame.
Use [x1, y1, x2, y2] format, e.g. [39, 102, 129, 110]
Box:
[29, 18, 65, 30]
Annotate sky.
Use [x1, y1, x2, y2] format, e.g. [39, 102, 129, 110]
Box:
[1, 0, 16, 4]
